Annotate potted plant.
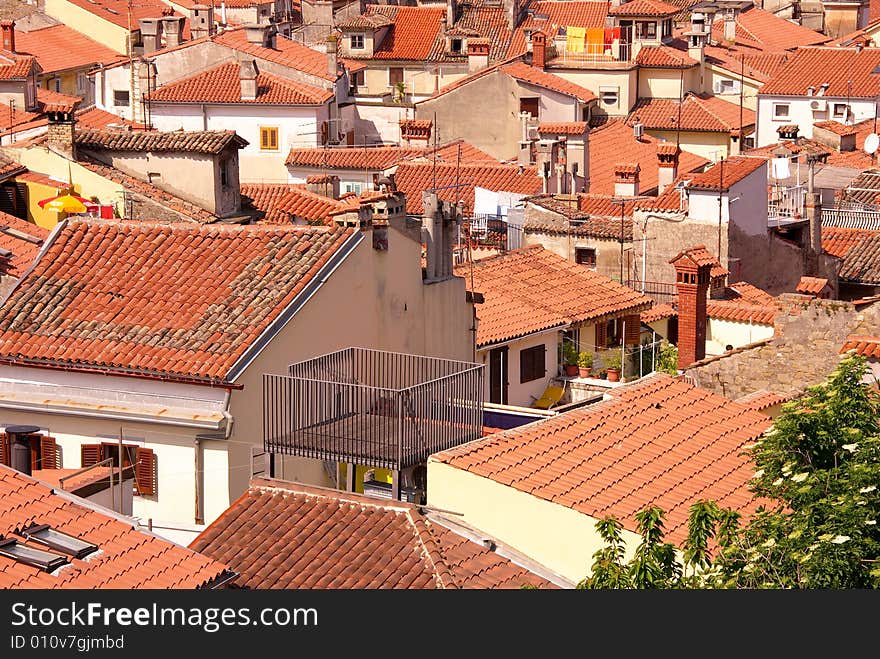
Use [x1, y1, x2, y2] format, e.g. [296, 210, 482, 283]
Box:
[605, 352, 622, 383]
[562, 342, 579, 377]
[577, 351, 593, 378]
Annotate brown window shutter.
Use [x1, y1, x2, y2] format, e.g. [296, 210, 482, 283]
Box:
[595, 321, 607, 349]
[135, 447, 155, 496]
[624, 314, 641, 345]
[40, 436, 58, 470]
[81, 444, 102, 469]
[0, 433, 8, 467]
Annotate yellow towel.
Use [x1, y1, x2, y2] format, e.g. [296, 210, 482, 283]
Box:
[566, 26, 586, 53]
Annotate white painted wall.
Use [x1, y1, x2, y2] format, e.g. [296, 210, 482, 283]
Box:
[706, 317, 775, 355]
[516, 82, 581, 123]
[756, 95, 879, 147]
[687, 160, 767, 235]
[476, 330, 560, 408]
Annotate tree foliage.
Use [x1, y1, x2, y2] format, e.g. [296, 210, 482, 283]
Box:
[579, 354, 880, 588]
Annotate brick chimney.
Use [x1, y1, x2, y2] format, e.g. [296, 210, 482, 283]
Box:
[613, 163, 640, 197]
[240, 59, 258, 101]
[531, 30, 546, 70]
[670, 247, 712, 369]
[46, 106, 78, 160]
[467, 39, 490, 73]
[0, 20, 15, 53]
[657, 143, 679, 194]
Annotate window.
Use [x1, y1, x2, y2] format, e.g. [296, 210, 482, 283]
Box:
[0, 431, 59, 471]
[259, 126, 279, 150]
[220, 158, 230, 187]
[575, 247, 597, 269]
[833, 103, 849, 119]
[53, 78, 61, 92]
[773, 103, 790, 120]
[715, 78, 739, 95]
[76, 72, 87, 93]
[389, 67, 404, 86]
[113, 90, 130, 107]
[350, 33, 365, 49]
[0, 537, 67, 572]
[344, 181, 363, 194]
[80, 443, 155, 496]
[637, 21, 657, 39]
[520, 344, 546, 383]
[600, 86, 618, 106]
[519, 97, 539, 118]
[450, 38, 463, 53]
[19, 523, 98, 559]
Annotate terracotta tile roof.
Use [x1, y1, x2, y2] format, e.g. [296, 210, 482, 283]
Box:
[287, 145, 426, 169]
[36, 89, 81, 114]
[840, 334, 880, 357]
[500, 61, 597, 103]
[822, 226, 880, 259]
[242, 183, 346, 224]
[703, 45, 790, 83]
[837, 168, 880, 206]
[735, 389, 789, 412]
[31, 466, 131, 495]
[14, 24, 124, 74]
[359, 6, 446, 61]
[760, 47, 880, 98]
[0, 465, 230, 589]
[0, 99, 142, 137]
[629, 93, 755, 132]
[213, 29, 341, 81]
[76, 157, 218, 224]
[833, 231, 880, 283]
[190, 479, 556, 589]
[728, 281, 775, 305]
[0, 155, 26, 180]
[508, 1, 609, 57]
[0, 213, 47, 277]
[453, 246, 651, 346]
[0, 220, 355, 383]
[394, 161, 542, 215]
[608, 0, 679, 17]
[538, 121, 589, 135]
[432, 374, 772, 545]
[813, 120, 859, 136]
[710, 7, 827, 52]
[523, 194, 636, 239]
[14, 170, 64, 187]
[59, 0, 186, 31]
[587, 119, 709, 195]
[641, 302, 676, 323]
[0, 49, 34, 79]
[685, 156, 765, 191]
[73, 107, 143, 131]
[796, 276, 830, 295]
[336, 14, 395, 29]
[635, 44, 697, 67]
[706, 298, 777, 324]
[454, 4, 513, 61]
[75, 129, 248, 154]
[147, 61, 333, 105]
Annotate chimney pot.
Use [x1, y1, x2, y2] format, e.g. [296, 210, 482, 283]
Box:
[0, 20, 15, 54]
[7, 425, 40, 476]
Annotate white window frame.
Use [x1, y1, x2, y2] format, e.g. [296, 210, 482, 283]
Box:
[772, 103, 790, 120]
[344, 182, 363, 194]
[350, 33, 365, 50]
[113, 90, 130, 107]
[832, 102, 849, 119]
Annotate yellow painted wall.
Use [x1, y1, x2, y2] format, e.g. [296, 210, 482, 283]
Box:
[426, 460, 643, 583]
[17, 178, 67, 229]
[551, 69, 636, 117]
[339, 463, 393, 493]
[646, 128, 730, 161]
[43, 0, 130, 54]
[40, 70, 83, 97]
[638, 67, 699, 100]
[707, 66, 760, 112]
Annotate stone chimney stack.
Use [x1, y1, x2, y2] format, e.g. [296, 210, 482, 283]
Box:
[161, 16, 185, 48]
[240, 59, 258, 101]
[671, 247, 712, 370]
[467, 39, 490, 73]
[0, 20, 15, 53]
[614, 163, 640, 197]
[723, 9, 736, 42]
[422, 191, 459, 281]
[139, 18, 163, 54]
[326, 34, 338, 78]
[245, 23, 275, 48]
[400, 119, 432, 147]
[531, 30, 546, 70]
[190, 4, 215, 39]
[657, 143, 679, 195]
[46, 105, 78, 161]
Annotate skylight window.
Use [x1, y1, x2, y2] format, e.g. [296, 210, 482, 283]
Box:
[19, 524, 98, 560]
[0, 537, 67, 572]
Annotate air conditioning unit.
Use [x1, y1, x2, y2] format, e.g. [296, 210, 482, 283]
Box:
[810, 99, 826, 111]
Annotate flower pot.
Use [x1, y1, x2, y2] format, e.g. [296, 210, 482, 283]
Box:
[578, 366, 591, 378]
[564, 364, 579, 376]
[606, 368, 620, 383]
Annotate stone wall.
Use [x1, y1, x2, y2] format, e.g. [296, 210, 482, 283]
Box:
[684, 298, 880, 400]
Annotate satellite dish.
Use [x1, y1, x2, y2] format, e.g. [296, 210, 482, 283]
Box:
[865, 132, 879, 155]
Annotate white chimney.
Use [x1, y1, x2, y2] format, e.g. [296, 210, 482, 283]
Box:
[240, 59, 258, 101]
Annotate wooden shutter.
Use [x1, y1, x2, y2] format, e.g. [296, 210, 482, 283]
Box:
[0, 433, 8, 467]
[595, 320, 607, 349]
[135, 447, 155, 496]
[269, 128, 277, 149]
[40, 436, 58, 470]
[624, 314, 641, 346]
[81, 444, 102, 469]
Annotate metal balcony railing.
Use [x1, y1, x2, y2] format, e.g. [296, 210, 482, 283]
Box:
[263, 348, 484, 471]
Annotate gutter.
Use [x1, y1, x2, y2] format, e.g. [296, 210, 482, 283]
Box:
[226, 229, 365, 382]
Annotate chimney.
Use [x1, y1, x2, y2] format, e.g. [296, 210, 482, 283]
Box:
[7, 425, 40, 476]
[447, 0, 457, 27]
[422, 191, 459, 281]
[729, 128, 742, 156]
[46, 106, 78, 160]
[139, 18, 163, 54]
[614, 163, 640, 197]
[0, 20, 15, 53]
[657, 143, 679, 194]
[723, 10, 736, 42]
[671, 247, 711, 370]
[400, 118, 432, 146]
[245, 23, 275, 48]
[306, 174, 340, 199]
[190, 4, 215, 39]
[531, 30, 546, 70]
[467, 39, 490, 73]
[776, 124, 799, 142]
[240, 59, 258, 101]
[326, 34, 338, 78]
[161, 16, 185, 48]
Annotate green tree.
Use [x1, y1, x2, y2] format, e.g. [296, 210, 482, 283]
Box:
[655, 341, 678, 375]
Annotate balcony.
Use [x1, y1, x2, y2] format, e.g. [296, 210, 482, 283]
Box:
[546, 38, 633, 67]
[768, 183, 808, 228]
[263, 348, 484, 472]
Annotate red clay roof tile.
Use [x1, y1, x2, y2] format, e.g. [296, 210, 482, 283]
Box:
[608, 0, 679, 17]
[635, 44, 697, 67]
[0, 49, 35, 80]
[14, 24, 124, 74]
[500, 60, 597, 103]
[508, 2, 609, 57]
[796, 276, 830, 295]
[841, 334, 880, 358]
[213, 28, 341, 81]
[75, 128, 248, 154]
[709, 7, 828, 52]
[760, 47, 880, 97]
[0, 213, 48, 278]
[684, 155, 765, 191]
[629, 93, 755, 132]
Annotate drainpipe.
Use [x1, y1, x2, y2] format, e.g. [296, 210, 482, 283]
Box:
[201, 103, 208, 131]
[194, 390, 232, 525]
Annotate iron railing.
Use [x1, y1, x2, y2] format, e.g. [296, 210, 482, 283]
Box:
[263, 348, 484, 471]
[626, 279, 677, 304]
[821, 206, 880, 230]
